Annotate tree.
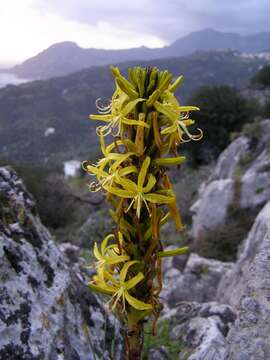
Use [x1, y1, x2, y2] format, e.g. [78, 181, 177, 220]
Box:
[186, 85, 256, 165]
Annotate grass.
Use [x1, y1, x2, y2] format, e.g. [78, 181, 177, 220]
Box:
[142, 320, 183, 359]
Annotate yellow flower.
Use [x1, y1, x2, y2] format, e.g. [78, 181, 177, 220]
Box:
[93, 234, 130, 275]
[154, 100, 203, 143]
[90, 96, 149, 136]
[105, 156, 175, 218]
[89, 260, 152, 311]
[83, 134, 138, 191]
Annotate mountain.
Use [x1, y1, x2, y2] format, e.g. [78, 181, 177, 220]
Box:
[0, 50, 267, 167]
[8, 29, 270, 80]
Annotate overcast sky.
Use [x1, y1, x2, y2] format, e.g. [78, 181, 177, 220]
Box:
[1, 0, 269, 67]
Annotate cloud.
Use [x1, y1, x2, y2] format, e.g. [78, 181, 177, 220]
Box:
[1, 0, 269, 66]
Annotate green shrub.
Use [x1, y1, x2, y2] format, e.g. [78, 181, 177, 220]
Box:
[251, 65, 270, 89]
[193, 209, 255, 262]
[186, 85, 258, 165]
[264, 100, 270, 118]
[143, 320, 183, 359]
[0, 162, 77, 230]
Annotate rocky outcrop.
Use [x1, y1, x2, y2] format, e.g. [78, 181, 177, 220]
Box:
[240, 149, 270, 209]
[0, 167, 121, 360]
[190, 179, 234, 238]
[162, 253, 233, 307]
[217, 201, 270, 306]
[190, 119, 270, 239]
[162, 302, 236, 360]
[217, 201, 270, 359]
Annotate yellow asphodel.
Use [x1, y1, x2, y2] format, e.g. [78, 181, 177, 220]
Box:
[93, 234, 130, 277]
[89, 261, 152, 311]
[154, 100, 203, 143]
[105, 156, 175, 219]
[90, 96, 149, 136]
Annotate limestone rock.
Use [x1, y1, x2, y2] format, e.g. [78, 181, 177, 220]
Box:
[0, 166, 121, 360]
[240, 149, 270, 209]
[217, 201, 270, 359]
[162, 302, 235, 360]
[190, 119, 270, 239]
[190, 179, 234, 238]
[217, 201, 270, 306]
[148, 346, 170, 360]
[211, 136, 250, 180]
[161, 253, 233, 307]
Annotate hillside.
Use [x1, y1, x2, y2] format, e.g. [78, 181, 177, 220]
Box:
[8, 29, 270, 79]
[0, 50, 267, 166]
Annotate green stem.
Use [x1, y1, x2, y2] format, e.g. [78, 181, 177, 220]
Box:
[125, 311, 144, 359]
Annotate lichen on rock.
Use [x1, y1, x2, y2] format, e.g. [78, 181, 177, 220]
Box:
[0, 166, 121, 360]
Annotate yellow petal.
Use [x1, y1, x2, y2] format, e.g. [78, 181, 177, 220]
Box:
[120, 260, 138, 284]
[154, 101, 177, 122]
[146, 89, 161, 107]
[158, 246, 189, 258]
[101, 234, 115, 255]
[125, 272, 144, 290]
[161, 123, 177, 135]
[115, 177, 138, 193]
[153, 157, 186, 166]
[106, 186, 135, 198]
[143, 174, 156, 193]
[144, 193, 174, 204]
[169, 75, 184, 93]
[122, 98, 145, 117]
[89, 114, 113, 122]
[152, 111, 163, 149]
[178, 106, 200, 112]
[88, 283, 115, 295]
[122, 117, 150, 128]
[124, 291, 152, 310]
[106, 255, 130, 265]
[93, 242, 102, 260]
[138, 156, 151, 191]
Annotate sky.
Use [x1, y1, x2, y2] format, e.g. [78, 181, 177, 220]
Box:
[0, 0, 269, 67]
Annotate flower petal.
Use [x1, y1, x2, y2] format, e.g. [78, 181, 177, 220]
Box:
[101, 234, 115, 255]
[138, 156, 151, 191]
[124, 291, 152, 310]
[144, 193, 175, 204]
[125, 272, 144, 290]
[158, 246, 189, 258]
[120, 260, 138, 284]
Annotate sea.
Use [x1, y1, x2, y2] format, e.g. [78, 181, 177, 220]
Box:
[0, 73, 31, 88]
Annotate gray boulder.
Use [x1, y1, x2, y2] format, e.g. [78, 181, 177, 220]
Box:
[161, 253, 233, 307]
[190, 120, 270, 239]
[217, 201, 270, 359]
[190, 179, 234, 238]
[217, 201, 270, 306]
[162, 302, 235, 360]
[240, 149, 270, 209]
[0, 167, 121, 360]
[211, 136, 250, 181]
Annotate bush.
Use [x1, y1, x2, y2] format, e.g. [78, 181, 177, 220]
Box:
[193, 209, 255, 262]
[251, 65, 270, 89]
[8, 164, 77, 230]
[185, 85, 258, 165]
[264, 99, 270, 117]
